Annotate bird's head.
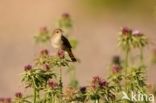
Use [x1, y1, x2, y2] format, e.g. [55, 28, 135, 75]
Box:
[52, 28, 63, 37]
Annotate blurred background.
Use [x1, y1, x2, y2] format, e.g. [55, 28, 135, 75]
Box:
[0, 0, 156, 97]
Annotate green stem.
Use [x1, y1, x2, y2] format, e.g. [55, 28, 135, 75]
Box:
[49, 94, 54, 103]
[31, 77, 37, 103]
[140, 47, 144, 66]
[125, 48, 129, 69]
[59, 68, 63, 103]
[124, 47, 130, 95]
[94, 99, 99, 103]
[33, 88, 37, 103]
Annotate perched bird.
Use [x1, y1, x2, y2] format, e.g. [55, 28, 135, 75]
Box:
[51, 28, 77, 62]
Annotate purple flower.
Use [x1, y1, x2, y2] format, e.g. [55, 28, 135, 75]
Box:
[40, 49, 49, 55]
[40, 26, 48, 34]
[24, 64, 32, 71]
[112, 64, 121, 73]
[132, 30, 143, 36]
[99, 79, 107, 88]
[91, 76, 107, 88]
[62, 13, 70, 18]
[57, 49, 65, 58]
[0, 97, 5, 102]
[44, 64, 50, 71]
[80, 86, 86, 94]
[15, 92, 22, 98]
[48, 80, 58, 89]
[6, 97, 11, 103]
[121, 27, 132, 35]
[92, 76, 100, 85]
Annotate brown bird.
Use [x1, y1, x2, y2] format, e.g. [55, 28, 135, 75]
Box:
[51, 28, 77, 62]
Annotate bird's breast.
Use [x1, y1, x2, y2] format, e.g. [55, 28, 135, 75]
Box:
[51, 35, 62, 48]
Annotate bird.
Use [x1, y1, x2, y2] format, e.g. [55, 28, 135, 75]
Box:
[51, 28, 77, 62]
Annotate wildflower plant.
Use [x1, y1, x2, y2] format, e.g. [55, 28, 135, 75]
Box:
[2, 13, 155, 103]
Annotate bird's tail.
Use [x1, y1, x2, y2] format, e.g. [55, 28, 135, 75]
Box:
[66, 49, 77, 62]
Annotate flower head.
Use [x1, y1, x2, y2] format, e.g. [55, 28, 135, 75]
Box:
[80, 86, 87, 94]
[99, 79, 107, 88]
[44, 64, 50, 71]
[121, 27, 132, 35]
[132, 30, 143, 36]
[57, 49, 65, 58]
[48, 79, 58, 89]
[40, 49, 49, 55]
[39, 26, 48, 34]
[6, 97, 11, 103]
[0, 97, 5, 102]
[62, 13, 70, 19]
[15, 92, 22, 98]
[91, 76, 107, 88]
[24, 64, 32, 71]
[112, 64, 121, 73]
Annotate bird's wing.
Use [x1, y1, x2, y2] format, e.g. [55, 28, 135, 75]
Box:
[61, 35, 72, 50]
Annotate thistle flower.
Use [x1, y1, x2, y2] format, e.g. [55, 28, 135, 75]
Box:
[57, 50, 65, 58]
[40, 49, 49, 56]
[112, 64, 121, 73]
[121, 27, 132, 35]
[39, 26, 48, 34]
[5, 98, 11, 103]
[80, 86, 87, 94]
[44, 64, 50, 71]
[62, 13, 70, 19]
[15, 92, 22, 98]
[99, 79, 107, 88]
[91, 76, 107, 88]
[0, 97, 5, 102]
[47, 79, 58, 89]
[24, 64, 32, 71]
[132, 30, 143, 36]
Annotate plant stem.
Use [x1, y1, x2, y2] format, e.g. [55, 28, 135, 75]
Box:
[140, 47, 144, 66]
[125, 48, 129, 69]
[31, 77, 37, 103]
[94, 99, 99, 103]
[33, 88, 37, 103]
[59, 68, 63, 103]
